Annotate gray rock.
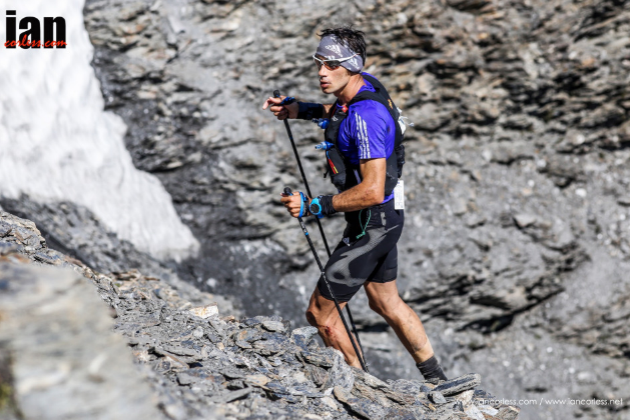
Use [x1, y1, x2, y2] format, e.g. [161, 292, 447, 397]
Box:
[428, 391, 447, 404]
[301, 351, 335, 368]
[0, 210, 518, 420]
[262, 320, 286, 332]
[219, 367, 245, 380]
[291, 327, 320, 350]
[433, 373, 481, 396]
[207, 388, 252, 403]
[333, 386, 388, 420]
[513, 214, 538, 229]
[0, 241, 18, 255]
[496, 405, 521, 420]
[0, 263, 162, 419]
[0, 220, 12, 237]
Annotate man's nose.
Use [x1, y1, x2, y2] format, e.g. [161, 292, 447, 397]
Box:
[318, 64, 330, 77]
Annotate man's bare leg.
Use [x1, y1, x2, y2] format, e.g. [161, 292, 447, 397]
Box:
[305, 288, 363, 368]
[364, 280, 436, 363]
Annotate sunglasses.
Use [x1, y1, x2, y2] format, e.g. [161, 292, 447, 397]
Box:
[312, 54, 358, 70]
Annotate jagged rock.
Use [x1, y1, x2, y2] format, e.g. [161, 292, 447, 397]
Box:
[487, 141, 534, 165]
[262, 320, 286, 332]
[0, 210, 517, 419]
[291, 326, 320, 350]
[464, 404, 486, 420]
[496, 405, 521, 420]
[333, 386, 388, 420]
[245, 374, 272, 387]
[234, 328, 263, 343]
[301, 351, 335, 368]
[513, 214, 538, 229]
[428, 391, 447, 404]
[433, 373, 481, 397]
[189, 304, 219, 319]
[446, 0, 493, 13]
[0, 264, 162, 419]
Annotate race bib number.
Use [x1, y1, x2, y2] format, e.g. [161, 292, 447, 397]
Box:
[394, 180, 405, 210]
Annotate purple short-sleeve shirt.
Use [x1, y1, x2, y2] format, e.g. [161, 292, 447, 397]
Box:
[335, 73, 396, 202]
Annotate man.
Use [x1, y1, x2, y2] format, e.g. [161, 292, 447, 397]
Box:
[262, 28, 447, 381]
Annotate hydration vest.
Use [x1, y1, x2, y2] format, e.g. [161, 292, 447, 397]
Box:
[323, 74, 405, 196]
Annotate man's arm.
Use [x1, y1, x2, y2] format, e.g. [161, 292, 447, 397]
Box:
[280, 158, 385, 218]
[262, 96, 334, 120]
[331, 158, 385, 212]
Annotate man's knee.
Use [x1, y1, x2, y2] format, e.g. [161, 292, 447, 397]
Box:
[306, 307, 339, 335]
[306, 300, 330, 328]
[306, 307, 331, 328]
[305, 308, 318, 327]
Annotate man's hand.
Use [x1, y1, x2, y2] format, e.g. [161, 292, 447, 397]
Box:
[262, 96, 298, 120]
[280, 191, 311, 218]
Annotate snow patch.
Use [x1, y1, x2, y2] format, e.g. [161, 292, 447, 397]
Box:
[0, 0, 199, 261]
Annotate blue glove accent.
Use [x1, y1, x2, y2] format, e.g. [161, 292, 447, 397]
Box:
[280, 96, 296, 105]
[315, 141, 334, 151]
[309, 196, 324, 219]
[298, 191, 308, 218]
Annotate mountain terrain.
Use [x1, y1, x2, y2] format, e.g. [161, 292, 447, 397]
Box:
[1, 0, 630, 419]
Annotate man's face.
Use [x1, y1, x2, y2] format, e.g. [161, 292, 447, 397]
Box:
[315, 55, 353, 96]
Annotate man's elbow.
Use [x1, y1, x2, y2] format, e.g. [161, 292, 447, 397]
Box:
[367, 188, 384, 206]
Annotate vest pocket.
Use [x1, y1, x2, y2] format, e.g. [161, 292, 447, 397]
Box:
[325, 147, 348, 191]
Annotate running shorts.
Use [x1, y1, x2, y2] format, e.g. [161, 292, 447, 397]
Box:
[317, 199, 404, 302]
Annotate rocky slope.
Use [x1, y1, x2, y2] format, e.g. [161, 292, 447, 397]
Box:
[0, 211, 520, 420]
[50, 1, 630, 419]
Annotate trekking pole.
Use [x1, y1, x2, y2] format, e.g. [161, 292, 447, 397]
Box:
[273, 90, 367, 368]
[283, 187, 368, 372]
[273, 90, 331, 257]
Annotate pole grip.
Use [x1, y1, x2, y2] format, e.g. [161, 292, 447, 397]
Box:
[283, 186, 292, 196]
[273, 90, 281, 98]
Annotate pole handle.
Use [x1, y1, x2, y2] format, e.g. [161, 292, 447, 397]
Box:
[273, 90, 281, 98]
[283, 186, 292, 196]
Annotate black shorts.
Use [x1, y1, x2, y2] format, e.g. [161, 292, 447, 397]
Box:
[318, 199, 404, 302]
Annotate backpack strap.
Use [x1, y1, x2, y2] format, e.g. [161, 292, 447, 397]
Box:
[321, 74, 406, 196]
